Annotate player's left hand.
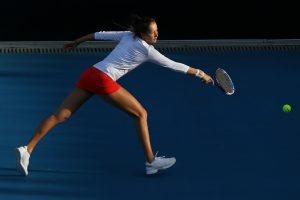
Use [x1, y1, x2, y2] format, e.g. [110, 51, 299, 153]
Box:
[63, 41, 78, 51]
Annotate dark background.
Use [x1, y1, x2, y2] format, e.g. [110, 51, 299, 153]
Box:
[1, 0, 299, 41]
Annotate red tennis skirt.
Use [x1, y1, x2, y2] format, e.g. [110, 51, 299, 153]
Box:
[76, 66, 121, 95]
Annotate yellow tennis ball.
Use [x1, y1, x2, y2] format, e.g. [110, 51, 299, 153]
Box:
[282, 104, 291, 113]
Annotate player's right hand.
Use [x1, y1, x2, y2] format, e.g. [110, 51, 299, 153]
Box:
[202, 74, 215, 85]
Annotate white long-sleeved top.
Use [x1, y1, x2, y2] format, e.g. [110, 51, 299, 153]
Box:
[93, 31, 190, 81]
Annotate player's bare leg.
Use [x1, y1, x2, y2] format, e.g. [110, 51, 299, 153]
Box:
[101, 87, 155, 163]
[101, 87, 177, 174]
[27, 87, 93, 154]
[16, 87, 93, 175]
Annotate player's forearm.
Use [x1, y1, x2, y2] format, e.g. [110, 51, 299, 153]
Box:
[187, 67, 205, 78]
[74, 33, 95, 44]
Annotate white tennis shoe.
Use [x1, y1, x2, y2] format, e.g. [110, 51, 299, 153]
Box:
[145, 152, 176, 175]
[16, 146, 30, 176]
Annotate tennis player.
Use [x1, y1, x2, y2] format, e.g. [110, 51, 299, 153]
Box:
[16, 15, 214, 176]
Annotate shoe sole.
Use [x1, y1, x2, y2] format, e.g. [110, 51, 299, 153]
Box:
[146, 160, 176, 175]
[15, 148, 28, 176]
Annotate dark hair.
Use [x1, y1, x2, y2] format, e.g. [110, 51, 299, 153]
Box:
[128, 14, 156, 38]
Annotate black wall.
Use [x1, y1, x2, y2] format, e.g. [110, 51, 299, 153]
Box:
[1, 0, 299, 41]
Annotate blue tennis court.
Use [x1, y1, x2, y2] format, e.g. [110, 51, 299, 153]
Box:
[1, 41, 300, 200]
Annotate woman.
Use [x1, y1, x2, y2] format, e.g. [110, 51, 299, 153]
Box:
[16, 15, 214, 176]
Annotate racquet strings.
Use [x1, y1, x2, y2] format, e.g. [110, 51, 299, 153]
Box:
[215, 68, 235, 95]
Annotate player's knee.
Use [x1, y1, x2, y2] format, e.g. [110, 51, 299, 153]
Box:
[135, 108, 147, 120]
[53, 109, 72, 123]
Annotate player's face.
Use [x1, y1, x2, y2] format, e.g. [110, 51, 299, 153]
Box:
[142, 22, 158, 45]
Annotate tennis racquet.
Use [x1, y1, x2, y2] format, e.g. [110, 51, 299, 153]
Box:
[214, 68, 235, 95]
